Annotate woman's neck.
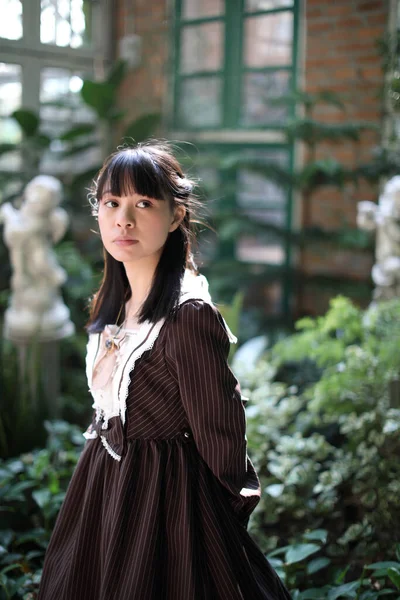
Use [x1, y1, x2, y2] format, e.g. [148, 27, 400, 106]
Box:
[123, 255, 159, 319]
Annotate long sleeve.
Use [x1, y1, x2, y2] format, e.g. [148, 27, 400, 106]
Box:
[165, 300, 261, 526]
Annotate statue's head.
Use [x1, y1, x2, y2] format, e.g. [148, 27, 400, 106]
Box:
[23, 175, 62, 215]
[357, 200, 378, 232]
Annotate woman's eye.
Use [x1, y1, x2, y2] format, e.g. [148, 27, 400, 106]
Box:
[137, 200, 152, 208]
[104, 200, 118, 208]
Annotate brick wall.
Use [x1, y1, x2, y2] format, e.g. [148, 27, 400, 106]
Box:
[300, 0, 389, 314]
[114, 0, 171, 138]
[113, 0, 389, 316]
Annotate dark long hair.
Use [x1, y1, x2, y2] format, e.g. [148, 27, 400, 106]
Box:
[86, 141, 203, 333]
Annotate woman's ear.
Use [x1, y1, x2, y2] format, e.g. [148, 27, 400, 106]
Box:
[169, 204, 186, 232]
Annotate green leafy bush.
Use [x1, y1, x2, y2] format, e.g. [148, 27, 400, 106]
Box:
[0, 421, 83, 599]
[267, 529, 400, 598]
[244, 296, 400, 588]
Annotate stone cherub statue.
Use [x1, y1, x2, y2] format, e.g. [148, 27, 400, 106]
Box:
[0, 175, 74, 342]
[357, 175, 400, 302]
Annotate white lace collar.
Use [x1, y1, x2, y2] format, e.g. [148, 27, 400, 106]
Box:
[85, 269, 237, 431]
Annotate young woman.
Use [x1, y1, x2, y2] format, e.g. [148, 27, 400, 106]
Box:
[38, 141, 292, 600]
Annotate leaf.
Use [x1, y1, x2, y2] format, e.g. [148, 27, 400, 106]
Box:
[108, 108, 127, 122]
[80, 80, 115, 118]
[107, 59, 128, 87]
[6, 460, 24, 474]
[11, 110, 39, 137]
[25, 550, 45, 561]
[4, 480, 35, 499]
[307, 557, 331, 574]
[59, 123, 96, 141]
[32, 489, 51, 509]
[0, 143, 18, 155]
[366, 561, 400, 570]
[122, 112, 162, 143]
[303, 529, 329, 544]
[285, 543, 320, 564]
[0, 563, 22, 575]
[334, 565, 350, 585]
[265, 483, 284, 498]
[387, 567, 400, 589]
[327, 581, 360, 599]
[61, 140, 99, 158]
[267, 557, 284, 569]
[266, 545, 292, 558]
[34, 133, 52, 148]
[316, 90, 346, 111]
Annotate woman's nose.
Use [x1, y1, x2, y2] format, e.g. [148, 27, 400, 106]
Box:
[116, 207, 135, 228]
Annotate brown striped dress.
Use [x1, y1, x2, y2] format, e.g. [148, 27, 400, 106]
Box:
[38, 296, 292, 599]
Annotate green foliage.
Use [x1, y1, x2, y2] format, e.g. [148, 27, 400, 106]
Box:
[0, 420, 83, 599]
[267, 532, 400, 598]
[80, 60, 128, 120]
[244, 297, 400, 587]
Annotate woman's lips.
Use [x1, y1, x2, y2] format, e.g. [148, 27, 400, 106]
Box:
[114, 240, 139, 246]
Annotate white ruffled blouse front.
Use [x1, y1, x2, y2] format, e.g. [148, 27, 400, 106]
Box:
[90, 328, 140, 421]
[84, 270, 238, 456]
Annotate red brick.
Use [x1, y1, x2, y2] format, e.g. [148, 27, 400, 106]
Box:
[325, 4, 354, 16]
[308, 20, 338, 33]
[330, 66, 359, 79]
[357, 0, 386, 12]
[307, 6, 324, 17]
[360, 65, 384, 79]
[357, 25, 386, 39]
[366, 11, 390, 25]
[338, 17, 365, 29]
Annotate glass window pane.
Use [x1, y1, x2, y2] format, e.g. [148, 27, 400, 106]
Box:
[241, 71, 290, 125]
[237, 149, 288, 205]
[237, 150, 288, 265]
[0, 63, 22, 117]
[237, 233, 285, 264]
[182, 0, 224, 19]
[0, 64, 22, 170]
[40, 67, 100, 172]
[0, 0, 22, 40]
[179, 77, 222, 128]
[41, 0, 91, 48]
[181, 23, 224, 74]
[246, 0, 293, 11]
[244, 13, 293, 67]
[40, 68, 92, 120]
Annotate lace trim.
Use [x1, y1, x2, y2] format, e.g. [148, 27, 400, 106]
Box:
[83, 429, 98, 440]
[100, 435, 122, 462]
[118, 318, 166, 426]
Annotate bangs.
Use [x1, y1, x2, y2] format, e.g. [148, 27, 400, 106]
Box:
[96, 149, 171, 201]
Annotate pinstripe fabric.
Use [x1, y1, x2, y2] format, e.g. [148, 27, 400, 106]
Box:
[38, 300, 292, 600]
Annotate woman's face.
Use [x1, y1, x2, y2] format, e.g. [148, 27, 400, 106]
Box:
[97, 188, 184, 265]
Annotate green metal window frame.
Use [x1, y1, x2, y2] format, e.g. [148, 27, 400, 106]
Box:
[170, 0, 301, 323]
[187, 140, 295, 320]
[172, 0, 300, 131]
